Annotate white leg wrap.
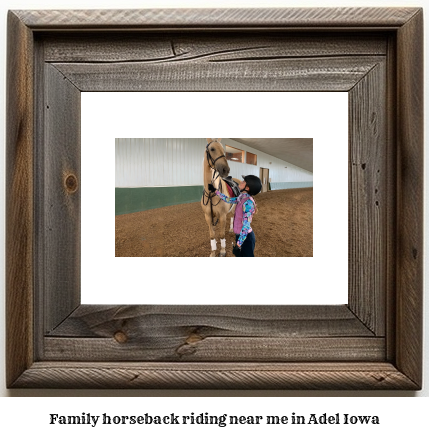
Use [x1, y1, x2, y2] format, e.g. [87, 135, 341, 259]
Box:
[230, 218, 234, 230]
[211, 239, 217, 251]
[220, 238, 226, 248]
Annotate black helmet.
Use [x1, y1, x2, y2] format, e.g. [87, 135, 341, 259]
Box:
[242, 175, 262, 196]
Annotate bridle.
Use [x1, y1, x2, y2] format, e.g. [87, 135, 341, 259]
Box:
[205, 140, 228, 171]
[202, 141, 228, 226]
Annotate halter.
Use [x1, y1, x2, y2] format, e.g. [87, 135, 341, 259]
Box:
[202, 141, 228, 226]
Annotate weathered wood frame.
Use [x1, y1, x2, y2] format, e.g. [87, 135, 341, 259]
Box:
[6, 8, 423, 389]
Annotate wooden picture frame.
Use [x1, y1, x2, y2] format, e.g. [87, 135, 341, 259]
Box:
[6, 8, 423, 389]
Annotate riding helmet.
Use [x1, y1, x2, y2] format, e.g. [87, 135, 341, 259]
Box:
[241, 175, 262, 196]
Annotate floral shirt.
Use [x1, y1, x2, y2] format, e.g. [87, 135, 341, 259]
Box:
[215, 191, 255, 247]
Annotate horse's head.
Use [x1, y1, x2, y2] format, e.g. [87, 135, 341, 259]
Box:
[206, 138, 230, 178]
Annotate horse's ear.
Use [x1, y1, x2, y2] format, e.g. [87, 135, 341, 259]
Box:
[217, 138, 222, 143]
[206, 138, 212, 143]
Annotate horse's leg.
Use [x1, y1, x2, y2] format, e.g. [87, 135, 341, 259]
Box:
[219, 212, 227, 257]
[229, 217, 234, 233]
[228, 205, 235, 233]
[204, 213, 217, 257]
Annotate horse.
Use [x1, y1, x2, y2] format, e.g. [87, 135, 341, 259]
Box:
[201, 138, 241, 257]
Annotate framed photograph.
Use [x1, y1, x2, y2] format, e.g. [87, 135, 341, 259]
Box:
[83, 91, 345, 306]
[6, 7, 423, 389]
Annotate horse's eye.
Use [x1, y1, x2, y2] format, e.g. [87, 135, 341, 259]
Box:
[211, 148, 215, 151]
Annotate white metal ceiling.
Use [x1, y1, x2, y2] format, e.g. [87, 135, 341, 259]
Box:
[232, 138, 313, 172]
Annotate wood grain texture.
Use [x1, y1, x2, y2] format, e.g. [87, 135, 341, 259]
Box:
[43, 64, 81, 333]
[42, 33, 388, 63]
[6, 7, 423, 390]
[44, 337, 385, 362]
[6, 11, 35, 388]
[395, 9, 423, 388]
[384, 34, 397, 364]
[348, 61, 386, 335]
[43, 305, 381, 362]
[52, 56, 384, 92]
[47, 305, 375, 338]
[33, 37, 46, 361]
[11, 362, 419, 390]
[14, 8, 420, 29]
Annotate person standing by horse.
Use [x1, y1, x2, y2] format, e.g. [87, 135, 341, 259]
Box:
[208, 175, 262, 257]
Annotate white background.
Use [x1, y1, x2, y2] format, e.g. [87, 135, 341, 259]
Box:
[0, 0, 427, 423]
[81, 92, 348, 305]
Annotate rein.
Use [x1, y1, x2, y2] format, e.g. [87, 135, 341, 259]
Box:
[202, 141, 228, 226]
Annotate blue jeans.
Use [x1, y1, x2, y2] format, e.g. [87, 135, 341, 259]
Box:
[236, 232, 256, 257]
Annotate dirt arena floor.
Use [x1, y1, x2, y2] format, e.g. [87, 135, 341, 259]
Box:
[115, 188, 313, 257]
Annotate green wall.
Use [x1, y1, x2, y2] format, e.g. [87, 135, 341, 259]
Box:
[116, 183, 313, 215]
[270, 182, 313, 190]
[115, 185, 204, 215]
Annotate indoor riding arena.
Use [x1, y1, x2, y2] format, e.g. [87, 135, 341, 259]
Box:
[115, 138, 313, 257]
